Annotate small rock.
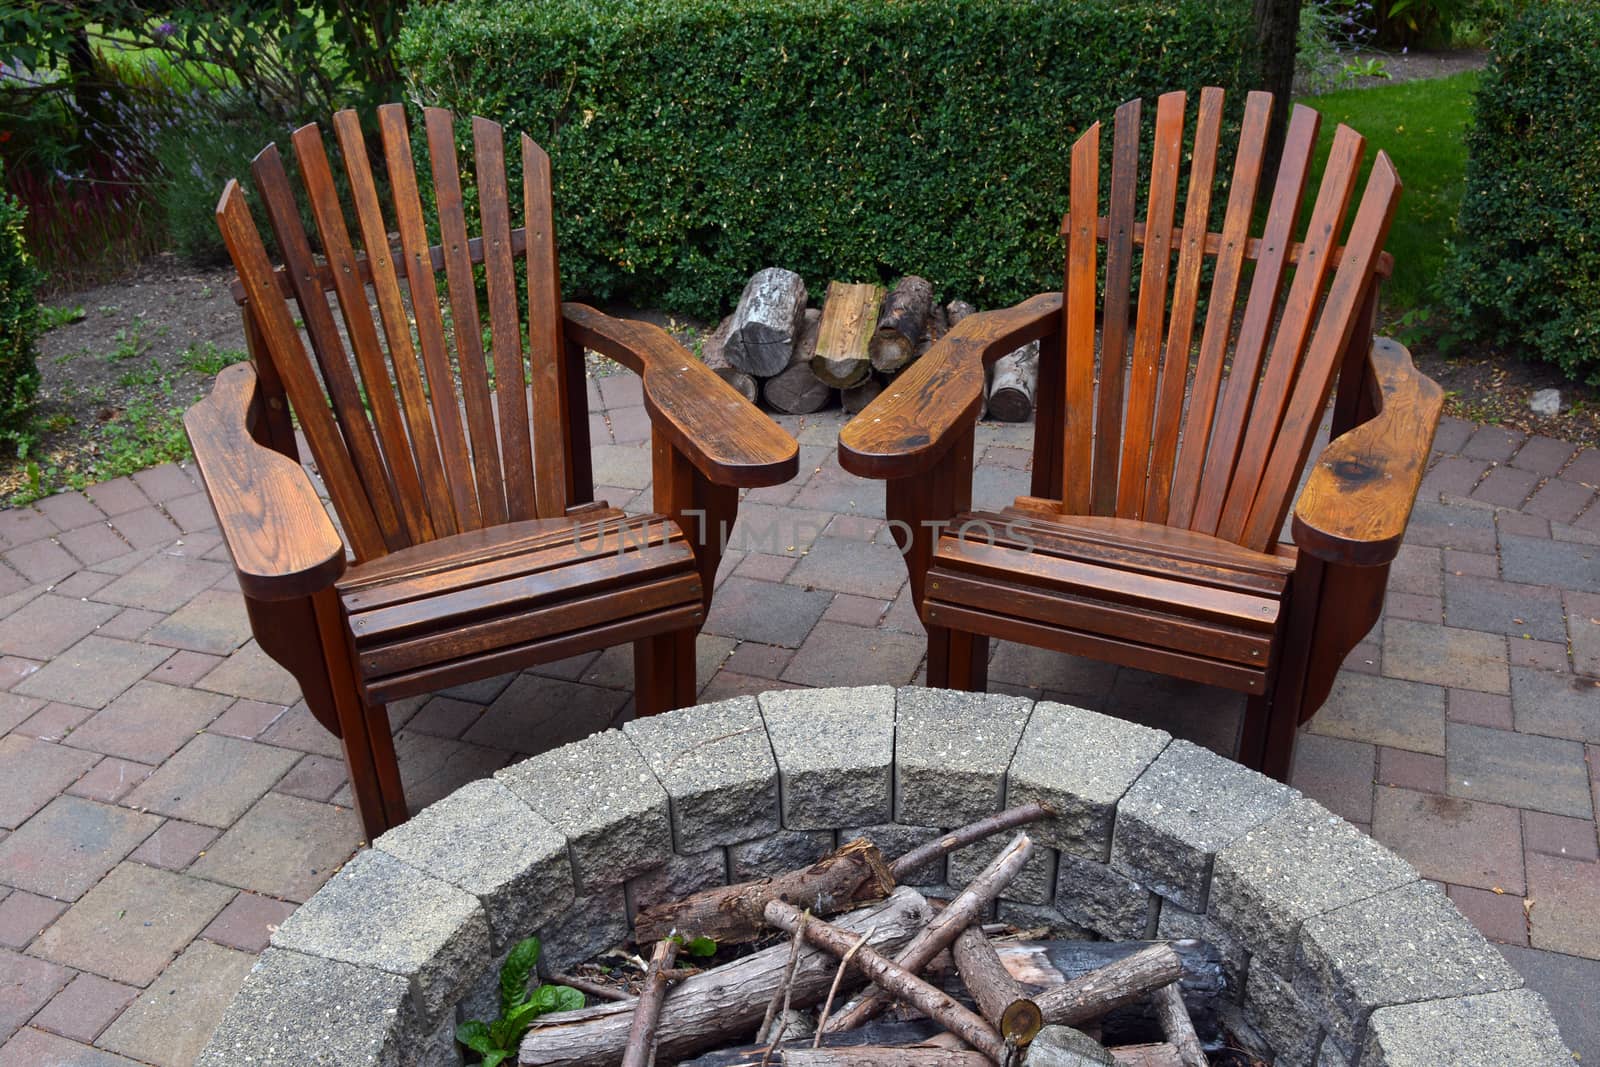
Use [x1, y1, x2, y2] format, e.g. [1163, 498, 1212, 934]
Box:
[1530, 388, 1561, 416]
[1025, 1024, 1115, 1066]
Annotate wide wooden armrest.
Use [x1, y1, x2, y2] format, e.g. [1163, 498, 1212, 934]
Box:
[839, 292, 1062, 479]
[1292, 337, 1444, 567]
[184, 362, 347, 601]
[561, 303, 798, 488]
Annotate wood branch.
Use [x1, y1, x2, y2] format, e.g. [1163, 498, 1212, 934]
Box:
[1033, 945, 1183, 1027]
[841, 377, 883, 415]
[520, 889, 932, 1067]
[759, 911, 810, 1051]
[634, 837, 894, 945]
[549, 973, 637, 1004]
[945, 299, 987, 420]
[763, 900, 1006, 1064]
[621, 937, 679, 1067]
[828, 833, 1034, 1032]
[1108, 1044, 1183, 1067]
[987, 341, 1039, 422]
[1149, 983, 1205, 1067]
[678, 1019, 945, 1066]
[764, 308, 833, 414]
[951, 925, 1042, 1047]
[812, 282, 883, 388]
[726, 267, 809, 376]
[702, 314, 760, 403]
[870, 276, 933, 373]
[779, 1049, 992, 1066]
[889, 802, 1055, 882]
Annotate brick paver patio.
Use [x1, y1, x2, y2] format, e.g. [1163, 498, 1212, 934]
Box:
[0, 382, 1596, 1064]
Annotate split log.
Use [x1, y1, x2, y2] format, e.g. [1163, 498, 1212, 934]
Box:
[1149, 984, 1205, 1067]
[889, 801, 1055, 882]
[763, 899, 1006, 1064]
[519, 889, 932, 1067]
[812, 282, 883, 388]
[869, 276, 933, 373]
[634, 837, 893, 945]
[725, 267, 809, 377]
[702, 314, 760, 404]
[946, 299, 987, 420]
[779, 1049, 991, 1066]
[764, 308, 832, 414]
[987, 341, 1039, 422]
[620, 938, 678, 1067]
[951, 926, 1043, 1046]
[1033, 945, 1183, 1028]
[840, 377, 883, 415]
[1108, 1045, 1182, 1067]
[828, 833, 1034, 1032]
[1025, 1026, 1113, 1066]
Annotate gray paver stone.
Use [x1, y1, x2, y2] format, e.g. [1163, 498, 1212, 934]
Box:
[496, 729, 672, 893]
[625, 848, 728, 917]
[728, 829, 834, 881]
[1294, 880, 1523, 1053]
[1111, 739, 1299, 911]
[534, 885, 629, 973]
[1208, 798, 1418, 975]
[950, 836, 1057, 906]
[374, 779, 576, 952]
[894, 687, 1033, 826]
[1245, 964, 1326, 1067]
[1006, 702, 1170, 860]
[270, 849, 489, 1025]
[840, 822, 944, 885]
[195, 949, 416, 1067]
[1052, 853, 1157, 939]
[623, 696, 780, 852]
[1362, 989, 1573, 1065]
[1024, 1025, 1114, 1066]
[759, 686, 893, 829]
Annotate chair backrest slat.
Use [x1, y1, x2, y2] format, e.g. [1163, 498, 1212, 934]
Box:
[1143, 86, 1225, 523]
[1090, 98, 1142, 516]
[1115, 90, 1186, 519]
[1059, 123, 1100, 515]
[523, 134, 571, 519]
[475, 117, 539, 521]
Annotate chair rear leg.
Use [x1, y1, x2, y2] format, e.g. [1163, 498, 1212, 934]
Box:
[946, 630, 989, 692]
[635, 628, 697, 716]
[1239, 693, 1271, 773]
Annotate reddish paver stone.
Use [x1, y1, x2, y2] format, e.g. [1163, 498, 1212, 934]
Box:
[1289, 732, 1376, 824]
[64, 758, 152, 805]
[1525, 852, 1600, 958]
[1512, 436, 1578, 476]
[255, 704, 344, 758]
[107, 506, 183, 551]
[1498, 510, 1552, 540]
[732, 552, 798, 581]
[191, 792, 358, 902]
[1378, 747, 1446, 794]
[722, 641, 795, 679]
[29, 972, 137, 1044]
[124, 733, 298, 828]
[0, 1028, 145, 1066]
[1470, 465, 1541, 509]
[56, 523, 133, 568]
[1389, 543, 1444, 596]
[194, 642, 301, 705]
[824, 593, 890, 627]
[0, 796, 160, 900]
[0, 735, 99, 829]
[1372, 786, 1526, 894]
[127, 821, 217, 872]
[1430, 416, 1474, 454]
[145, 589, 250, 655]
[93, 553, 227, 613]
[704, 576, 832, 648]
[204, 699, 285, 740]
[0, 891, 66, 950]
[2, 539, 78, 584]
[97, 939, 255, 1067]
[13, 701, 96, 743]
[1447, 884, 1529, 946]
[1384, 591, 1442, 622]
[788, 536, 906, 599]
[162, 492, 218, 534]
[129, 464, 197, 504]
[1443, 548, 1498, 578]
[1448, 688, 1515, 729]
[1524, 811, 1600, 862]
[1464, 424, 1526, 462]
[273, 753, 348, 802]
[49, 570, 115, 599]
[0, 694, 40, 735]
[1447, 722, 1592, 818]
[1384, 620, 1508, 695]
[696, 670, 802, 702]
[0, 656, 40, 689]
[31, 493, 103, 531]
[0, 508, 55, 549]
[0, 950, 71, 1043]
[33, 862, 235, 988]
[1567, 591, 1600, 677]
[1509, 638, 1570, 670]
[12, 635, 171, 709]
[83, 478, 149, 516]
[199, 891, 297, 953]
[65, 682, 231, 764]
[1525, 478, 1596, 525]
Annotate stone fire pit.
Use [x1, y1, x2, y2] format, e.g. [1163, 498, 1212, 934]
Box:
[196, 688, 1573, 1067]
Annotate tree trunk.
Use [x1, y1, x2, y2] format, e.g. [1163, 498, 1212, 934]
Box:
[1254, 0, 1303, 170]
[725, 267, 809, 377]
[764, 308, 833, 414]
[870, 276, 934, 373]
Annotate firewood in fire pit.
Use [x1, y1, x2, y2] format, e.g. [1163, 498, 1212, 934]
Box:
[951, 925, 1043, 1047]
[1025, 1025, 1114, 1065]
[1032, 945, 1183, 1028]
[620, 937, 679, 1067]
[888, 801, 1056, 882]
[1148, 982, 1205, 1067]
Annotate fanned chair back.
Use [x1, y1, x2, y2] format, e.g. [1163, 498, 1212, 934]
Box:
[1058, 87, 1401, 552]
[215, 104, 577, 564]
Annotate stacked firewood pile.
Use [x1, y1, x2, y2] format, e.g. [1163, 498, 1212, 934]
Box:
[703, 268, 1040, 422]
[516, 804, 1220, 1067]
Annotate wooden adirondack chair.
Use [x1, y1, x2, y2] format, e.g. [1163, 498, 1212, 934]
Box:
[838, 88, 1443, 780]
[187, 104, 798, 838]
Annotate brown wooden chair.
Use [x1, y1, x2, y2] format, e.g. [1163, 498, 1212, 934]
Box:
[838, 88, 1443, 780]
[187, 104, 798, 839]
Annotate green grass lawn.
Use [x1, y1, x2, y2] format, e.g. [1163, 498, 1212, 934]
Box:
[1300, 70, 1479, 313]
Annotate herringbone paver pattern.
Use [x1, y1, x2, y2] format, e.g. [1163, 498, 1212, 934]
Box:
[0, 397, 1596, 1064]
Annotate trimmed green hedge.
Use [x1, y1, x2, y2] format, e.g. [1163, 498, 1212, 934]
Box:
[1443, 1, 1600, 384]
[0, 164, 42, 456]
[401, 0, 1253, 317]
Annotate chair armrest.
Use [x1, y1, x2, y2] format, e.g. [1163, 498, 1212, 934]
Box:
[561, 303, 798, 488]
[1292, 337, 1444, 567]
[838, 292, 1062, 480]
[184, 362, 347, 600]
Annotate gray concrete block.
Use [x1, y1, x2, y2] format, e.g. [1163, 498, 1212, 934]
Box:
[624, 696, 780, 852]
[1295, 881, 1523, 1053]
[1156, 902, 1248, 998]
[950, 837, 1057, 906]
[1005, 701, 1169, 860]
[535, 885, 630, 973]
[270, 850, 489, 1025]
[1053, 852, 1158, 940]
[1209, 798, 1417, 975]
[413, 1014, 464, 1067]
[894, 687, 1033, 825]
[1316, 1041, 1350, 1067]
[1362, 989, 1573, 1065]
[497, 728, 672, 894]
[1245, 964, 1325, 1067]
[729, 829, 835, 881]
[196, 949, 415, 1067]
[995, 901, 1095, 940]
[374, 779, 575, 952]
[1110, 739, 1298, 911]
[625, 848, 728, 918]
[841, 822, 943, 885]
[760, 686, 894, 829]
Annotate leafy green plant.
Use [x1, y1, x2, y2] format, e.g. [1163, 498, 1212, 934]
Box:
[40, 305, 86, 331]
[181, 340, 249, 377]
[106, 322, 149, 362]
[456, 937, 583, 1067]
[1341, 57, 1390, 80]
[0, 163, 44, 459]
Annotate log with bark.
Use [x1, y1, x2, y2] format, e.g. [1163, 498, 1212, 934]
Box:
[811, 282, 883, 389]
[869, 276, 933, 373]
[620, 937, 679, 1067]
[945, 299, 987, 421]
[987, 340, 1039, 422]
[889, 801, 1055, 881]
[764, 308, 832, 414]
[1032, 945, 1183, 1028]
[701, 314, 760, 404]
[519, 889, 933, 1067]
[951, 925, 1042, 1046]
[778, 1049, 991, 1066]
[725, 267, 810, 377]
[840, 377, 883, 415]
[1108, 1045, 1183, 1067]
[678, 1020, 946, 1066]
[1149, 983, 1205, 1067]
[633, 837, 893, 946]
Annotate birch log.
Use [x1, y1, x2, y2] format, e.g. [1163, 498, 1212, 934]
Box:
[987, 340, 1039, 422]
[725, 267, 809, 377]
[869, 276, 933, 373]
[764, 307, 832, 414]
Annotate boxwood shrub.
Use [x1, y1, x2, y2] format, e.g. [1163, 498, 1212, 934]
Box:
[0, 164, 43, 456]
[1443, 1, 1600, 384]
[400, 0, 1253, 317]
